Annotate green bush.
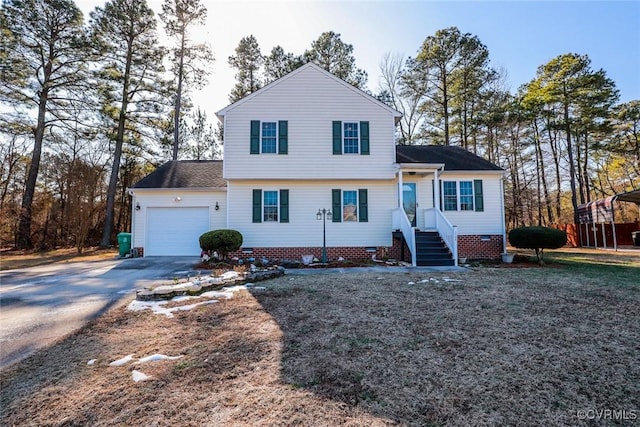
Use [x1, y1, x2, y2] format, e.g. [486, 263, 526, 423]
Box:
[508, 226, 567, 264]
[199, 229, 243, 260]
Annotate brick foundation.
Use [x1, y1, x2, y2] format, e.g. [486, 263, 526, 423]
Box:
[391, 234, 411, 263]
[391, 233, 502, 262]
[228, 246, 391, 262]
[457, 234, 503, 259]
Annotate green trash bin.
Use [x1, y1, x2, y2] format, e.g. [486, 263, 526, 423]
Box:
[117, 232, 132, 257]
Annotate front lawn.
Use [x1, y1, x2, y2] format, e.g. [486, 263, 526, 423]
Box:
[1, 251, 638, 426]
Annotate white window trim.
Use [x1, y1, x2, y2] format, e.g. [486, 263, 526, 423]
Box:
[342, 189, 358, 222]
[342, 121, 360, 155]
[442, 181, 476, 212]
[263, 189, 279, 222]
[260, 121, 278, 154]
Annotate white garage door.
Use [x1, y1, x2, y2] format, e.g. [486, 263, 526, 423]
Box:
[146, 207, 209, 256]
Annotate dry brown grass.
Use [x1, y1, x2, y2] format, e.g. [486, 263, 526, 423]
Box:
[1, 263, 639, 426]
[0, 247, 117, 270]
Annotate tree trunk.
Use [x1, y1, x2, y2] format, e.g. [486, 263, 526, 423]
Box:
[100, 40, 133, 248]
[442, 67, 450, 146]
[563, 88, 580, 225]
[16, 72, 51, 249]
[172, 32, 186, 161]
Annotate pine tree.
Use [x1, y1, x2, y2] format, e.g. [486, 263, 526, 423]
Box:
[228, 35, 263, 102]
[90, 0, 168, 247]
[303, 31, 367, 88]
[160, 0, 213, 160]
[1, 0, 89, 249]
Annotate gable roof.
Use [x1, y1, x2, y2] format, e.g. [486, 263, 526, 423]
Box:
[396, 145, 503, 171]
[216, 62, 402, 120]
[132, 160, 225, 189]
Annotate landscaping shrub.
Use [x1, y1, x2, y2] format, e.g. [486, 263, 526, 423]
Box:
[508, 226, 567, 264]
[199, 229, 243, 260]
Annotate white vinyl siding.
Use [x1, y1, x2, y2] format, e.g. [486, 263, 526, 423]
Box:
[228, 180, 393, 248]
[221, 66, 396, 180]
[439, 173, 503, 235]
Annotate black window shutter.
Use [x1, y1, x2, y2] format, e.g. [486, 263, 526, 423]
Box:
[332, 189, 341, 222]
[358, 189, 368, 222]
[332, 121, 342, 155]
[250, 121, 260, 154]
[279, 189, 289, 222]
[252, 189, 262, 223]
[360, 121, 369, 155]
[474, 179, 484, 212]
[278, 120, 288, 154]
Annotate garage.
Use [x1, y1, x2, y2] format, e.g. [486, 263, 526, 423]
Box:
[146, 207, 210, 256]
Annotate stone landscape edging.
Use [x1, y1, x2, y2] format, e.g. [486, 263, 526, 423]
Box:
[136, 267, 285, 301]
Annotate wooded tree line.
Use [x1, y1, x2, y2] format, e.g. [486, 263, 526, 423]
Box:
[375, 28, 638, 229]
[1, 1, 637, 253]
[1, 0, 218, 251]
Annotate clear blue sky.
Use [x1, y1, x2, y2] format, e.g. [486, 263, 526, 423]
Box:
[78, 0, 640, 110]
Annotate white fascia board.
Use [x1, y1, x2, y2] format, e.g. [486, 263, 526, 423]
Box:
[439, 170, 506, 176]
[396, 163, 445, 171]
[129, 187, 227, 194]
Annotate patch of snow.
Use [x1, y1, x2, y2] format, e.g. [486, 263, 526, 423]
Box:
[377, 277, 384, 280]
[252, 286, 267, 290]
[132, 370, 152, 382]
[87, 359, 96, 365]
[171, 295, 196, 302]
[442, 277, 462, 282]
[220, 271, 240, 280]
[109, 354, 136, 366]
[407, 281, 416, 285]
[420, 279, 430, 283]
[136, 353, 184, 364]
[117, 289, 135, 295]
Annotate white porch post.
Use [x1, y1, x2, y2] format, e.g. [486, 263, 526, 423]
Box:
[398, 170, 404, 210]
[434, 169, 440, 210]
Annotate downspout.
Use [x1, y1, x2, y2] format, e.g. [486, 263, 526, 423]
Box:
[129, 189, 135, 255]
[500, 176, 507, 254]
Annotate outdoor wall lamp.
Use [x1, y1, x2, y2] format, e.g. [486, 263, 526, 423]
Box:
[135, 202, 140, 211]
[174, 196, 182, 202]
[215, 201, 220, 211]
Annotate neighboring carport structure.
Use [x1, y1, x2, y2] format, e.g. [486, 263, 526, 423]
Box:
[577, 190, 640, 249]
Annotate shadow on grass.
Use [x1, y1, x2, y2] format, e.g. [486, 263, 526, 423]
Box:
[253, 268, 640, 426]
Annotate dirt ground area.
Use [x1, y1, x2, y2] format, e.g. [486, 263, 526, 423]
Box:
[1, 247, 117, 270]
[1, 255, 638, 426]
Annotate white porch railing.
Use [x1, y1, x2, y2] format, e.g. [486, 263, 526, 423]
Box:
[424, 208, 458, 266]
[392, 208, 416, 266]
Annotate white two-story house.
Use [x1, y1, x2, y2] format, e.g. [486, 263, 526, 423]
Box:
[129, 63, 506, 265]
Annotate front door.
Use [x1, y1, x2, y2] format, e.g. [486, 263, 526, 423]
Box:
[403, 183, 417, 227]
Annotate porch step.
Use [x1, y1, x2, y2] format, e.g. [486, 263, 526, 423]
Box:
[415, 231, 455, 267]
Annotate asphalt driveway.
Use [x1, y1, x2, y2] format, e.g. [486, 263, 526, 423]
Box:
[0, 256, 198, 369]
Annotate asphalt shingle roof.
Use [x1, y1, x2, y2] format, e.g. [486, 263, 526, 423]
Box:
[132, 160, 225, 189]
[396, 145, 503, 171]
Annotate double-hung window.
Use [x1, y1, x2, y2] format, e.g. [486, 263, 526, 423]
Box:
[332, 121, 369, 155]
[252, 189, 289, 223]
[342, 190, 358, 221]
[261, 122, 277, 154]
[250, 120, 288, 154]
[263, 190, 278, 221]
[331, 189, 368, 223]
[343, 123, 359, 154]
[443, 181, 458, 211]
[459, 181, 474, 211]
[441, 180, 484, 212]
